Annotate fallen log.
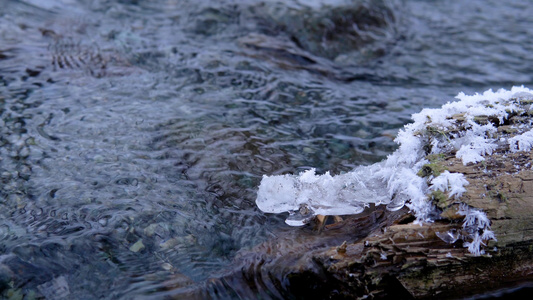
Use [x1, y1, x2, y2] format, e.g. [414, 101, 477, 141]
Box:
[245, 87, 533, 298]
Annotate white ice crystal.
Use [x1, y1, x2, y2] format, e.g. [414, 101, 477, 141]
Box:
[430, 171, 469, 199]
[458, 204, 497, 256]
[508, 129, 533, 153]
[257, 86, 533, 255]
[454, 125, 498, 165]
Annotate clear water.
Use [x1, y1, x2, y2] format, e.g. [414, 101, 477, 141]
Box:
[1, 0, 532, 298]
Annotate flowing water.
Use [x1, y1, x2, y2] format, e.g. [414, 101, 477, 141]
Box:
[1, 0, 532, 298]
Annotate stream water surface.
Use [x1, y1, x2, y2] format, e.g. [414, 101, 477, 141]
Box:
[1, 0, 533, 298]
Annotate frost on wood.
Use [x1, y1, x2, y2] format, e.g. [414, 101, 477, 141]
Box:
[257, 86, 533, 255]
[458, 204, 496, 256]
[508, 129, 533, 153]
[454, 128, 498, 165]
[430, 171, 469, 199]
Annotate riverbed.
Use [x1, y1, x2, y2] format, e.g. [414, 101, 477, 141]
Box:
[1, 0, 532, 298]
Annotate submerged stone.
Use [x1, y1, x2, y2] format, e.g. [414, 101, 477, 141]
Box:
[37, 276, 70, 300]
[253, 0, 395, 60]
[129, 239, 145, 253]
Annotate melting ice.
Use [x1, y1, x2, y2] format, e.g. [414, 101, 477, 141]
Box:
[257, 164, 395, 226]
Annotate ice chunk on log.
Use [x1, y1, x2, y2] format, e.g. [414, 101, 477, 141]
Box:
[257, 166, 391, 226]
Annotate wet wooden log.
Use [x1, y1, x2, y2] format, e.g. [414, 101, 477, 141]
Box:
[236, 128, 533, 299]
[168, 170, 533, 299]
[293, 150, 533, 299]
[221, 107, 533, 299]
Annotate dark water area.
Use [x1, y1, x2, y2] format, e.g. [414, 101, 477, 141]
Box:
[1, 0, 532, 298]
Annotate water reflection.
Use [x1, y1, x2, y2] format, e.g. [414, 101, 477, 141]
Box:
[1, 0, 533, 298]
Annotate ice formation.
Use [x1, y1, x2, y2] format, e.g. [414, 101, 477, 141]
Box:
[458, 204, 496, 256]
[508, 129, 533, 153]
[430, 171, 469, 199]
[256, 166, 391, 226]
[256, 86, 533, 255]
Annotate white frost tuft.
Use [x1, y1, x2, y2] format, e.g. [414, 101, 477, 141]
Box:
[430, 171, 469, 199]
[455, 134, 497, 165]
[458, 204, 497, 256]
[508, 129, 533, 153]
